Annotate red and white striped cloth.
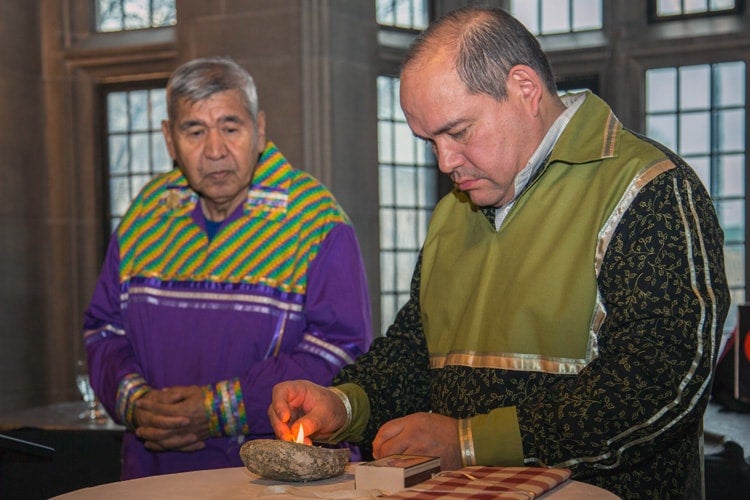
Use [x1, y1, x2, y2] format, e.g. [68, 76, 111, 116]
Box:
[384, 466, 572, 499]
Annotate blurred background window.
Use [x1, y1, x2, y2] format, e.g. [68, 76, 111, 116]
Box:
[510, 0, 602, 35]
[645, 61, 746, 331]
[103, 86, 172, 233]
[95, 0, 176, 32]
[651, 0, 738, 19]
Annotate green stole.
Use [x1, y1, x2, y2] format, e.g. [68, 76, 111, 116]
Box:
[420, 145, 670, 374]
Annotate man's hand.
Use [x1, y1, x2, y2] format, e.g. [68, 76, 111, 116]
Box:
[372, 413, 462, 470]
[268, 380, 348, 443]
[134, 386, 209, 452]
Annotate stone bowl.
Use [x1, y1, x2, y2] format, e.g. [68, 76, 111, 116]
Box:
[240, 439, 350, 482]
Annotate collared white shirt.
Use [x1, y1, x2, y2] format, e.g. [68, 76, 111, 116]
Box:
[490, 92, 587, 231]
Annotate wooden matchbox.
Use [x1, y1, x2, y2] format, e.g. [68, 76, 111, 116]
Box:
[354, 454, 441, 493]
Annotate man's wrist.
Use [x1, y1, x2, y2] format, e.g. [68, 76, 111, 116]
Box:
[327, 386, 352, 432]
[458, 418, 477, 466]
[117, 373, 152, 430]
[319, 383, 370, 444]
[201, 378, 249, 438]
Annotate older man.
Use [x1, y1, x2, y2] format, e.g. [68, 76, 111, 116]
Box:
[84, 57, 372, 478]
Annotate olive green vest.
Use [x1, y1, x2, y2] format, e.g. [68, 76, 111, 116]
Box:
[421, 120, 673, 374]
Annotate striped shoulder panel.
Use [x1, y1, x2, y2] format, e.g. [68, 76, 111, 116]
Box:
[116, 161, 350, 294]
[205, 169, 350, 292]
[118, 170, 196, 279]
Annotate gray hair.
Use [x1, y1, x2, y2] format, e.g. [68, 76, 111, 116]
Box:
[402, 7, 558, 101]
[166, 56, 259, 121]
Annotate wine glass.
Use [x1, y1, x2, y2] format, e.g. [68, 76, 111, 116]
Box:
[75, 359, 107, 422]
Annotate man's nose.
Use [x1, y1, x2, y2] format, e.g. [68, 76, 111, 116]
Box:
[435, 144, 461, 174]
[204, 129, 227, 159]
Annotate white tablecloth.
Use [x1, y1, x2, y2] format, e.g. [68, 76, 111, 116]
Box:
[53, 465, 619, 499]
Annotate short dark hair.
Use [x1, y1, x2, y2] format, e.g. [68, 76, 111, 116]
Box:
[402, 7, 558, 101]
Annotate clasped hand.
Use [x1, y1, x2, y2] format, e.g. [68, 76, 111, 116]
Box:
[134, 386, 210, 452]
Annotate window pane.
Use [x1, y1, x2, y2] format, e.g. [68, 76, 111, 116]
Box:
[417, 168, 438, 206]
[377, 77, 394, 119]
[714, 62, 745, 107]
[717, 154, 744, 198]
[380, 208, 395, 249]
[151, 133, 171, 171]
[646, 115, 677, 150]
[150, 89, 167, 128]
[712, 0, 736, 9]
[395, 0, 413, 27]
[512, 0, 540, 34]
[376, 0, 428, 29]
[725, 244, 746, 288]
[685, 0, 709, 14]
[381, 294, 396, 327]
[416, 141, 431, 164]
[573, 0, 602, 31]
[646, 68, 677, 113]
[108, 93, 129, 132]
[379, 165, 394, 206]
[679, 112, 710, 154]
[679, 66, 710, 110]
[395, 167, 417, 207]
[396, 209, 418, 248]
[717, 199, 744, 241]
[130, 134, 150, 173]
[108, 136, 129, 175]
[376, 0, 393, 25]
[123, 0, 149, 30]
[378, 122, 394, 163]
[109, 176, 131, 216]
[97, 0, 123, 31]
[394, 123, 416, 164]
[129, 90, 149, 130]
[396, 251, 417, 289]
[413, 1, 429, 28]
[657, 0, 682, 15]
[689, 156, 711, 191]
[717, 109, 745, 151]
[541, 0, 570, 34]
[153, 0, 176, 26]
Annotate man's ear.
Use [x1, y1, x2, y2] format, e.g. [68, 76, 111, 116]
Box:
[255, 110, 267, 146]
[161, 119, 177, 159]
[508, 65, 544, 116]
